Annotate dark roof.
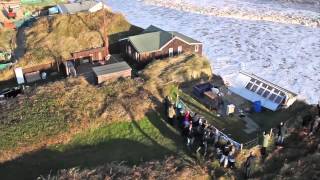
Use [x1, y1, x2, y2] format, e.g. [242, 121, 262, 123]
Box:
[142, 25, 164, 33]
[92, 62, 131, 76]
[127, 25, 202, 53]
[169, 31, 201, 44]
[128, 31, 173, 53]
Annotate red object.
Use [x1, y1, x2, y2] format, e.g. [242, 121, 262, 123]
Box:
[8, 12, 16, 18]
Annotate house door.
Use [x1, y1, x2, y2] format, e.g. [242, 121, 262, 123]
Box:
[178, 46, 182, 55]
[169, 48, 173, 57]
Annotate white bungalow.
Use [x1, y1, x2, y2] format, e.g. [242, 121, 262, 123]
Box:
[56, 1, 110, 14]
[228, 71, 298, 111]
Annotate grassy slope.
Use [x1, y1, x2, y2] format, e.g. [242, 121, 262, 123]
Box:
[0, 114, 186, 180]
[0, 54, 211, 179]
[0, 77, 151, 155]
[0, 28, 15, 52]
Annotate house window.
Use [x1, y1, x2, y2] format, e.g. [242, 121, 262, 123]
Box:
[195, 45, 199, 52]
[169, 48, 173, 57]
[135, 52, 139, 61]
[178, 46, 182, 55]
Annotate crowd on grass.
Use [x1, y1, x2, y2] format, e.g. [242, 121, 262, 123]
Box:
[164, 96, 320, 179]
[164, 96, 248, 176]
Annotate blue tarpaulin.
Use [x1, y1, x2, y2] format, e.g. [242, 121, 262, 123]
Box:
[254, 101, 262, 113]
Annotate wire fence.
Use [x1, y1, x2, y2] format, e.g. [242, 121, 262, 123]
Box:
[242, 136, 259, 149]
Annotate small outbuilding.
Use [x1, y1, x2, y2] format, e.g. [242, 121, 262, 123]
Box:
[56, 1, 110, 14]
[92, 61, 132, 84]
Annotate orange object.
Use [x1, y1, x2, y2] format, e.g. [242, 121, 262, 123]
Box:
[3, 21, 16, 29]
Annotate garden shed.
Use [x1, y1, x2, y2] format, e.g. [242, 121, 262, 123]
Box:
[92, 61, 131, 84]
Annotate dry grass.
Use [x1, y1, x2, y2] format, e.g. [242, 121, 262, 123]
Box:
[142, 54, 212, 100]
[39, 156, 209, 180]
[0, 28, 15, 52]
[21, 9, 132, 64]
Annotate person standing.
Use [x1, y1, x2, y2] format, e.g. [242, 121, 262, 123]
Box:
[184, 111, 191, 122]
[309, 116, 320, 136]
[167, 103, 176, 125]
[227, 145, 236, 168]
[277, 122, 286, 145]
[186, 124, 195, 149]
[214, 129, 220, 146]
[220, 141, 231, 167]
[261, 131, 270, 158]
[244, 152, 255, 179]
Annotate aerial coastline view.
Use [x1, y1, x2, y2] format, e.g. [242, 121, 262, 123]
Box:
[0, 0, 319, 179]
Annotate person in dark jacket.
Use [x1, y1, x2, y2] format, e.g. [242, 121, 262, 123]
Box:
[261, 131, 270, 159]
[302, 114, 313, 130]
[244, 152, 255, 179]
[277, 122, 286, 145]
[201, 130, 211, 157]
[309, 116, 320, 136]
[220, 141, 231, 167]
[186, 124, 195, 149]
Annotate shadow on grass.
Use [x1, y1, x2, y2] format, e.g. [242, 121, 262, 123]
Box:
[0, 105, 187, 180]
[0, 138, 173, 180]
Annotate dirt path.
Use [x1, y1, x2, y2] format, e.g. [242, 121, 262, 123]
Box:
[13, 27, 26, 61]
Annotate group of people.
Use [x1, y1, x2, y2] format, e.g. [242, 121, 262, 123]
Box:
[164, 96, 239, 169]
[301, 104, 320, 136]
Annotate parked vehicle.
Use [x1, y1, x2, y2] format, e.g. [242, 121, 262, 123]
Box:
[0, 86, 23, 98]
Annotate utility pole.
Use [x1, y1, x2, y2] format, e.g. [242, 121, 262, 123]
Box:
[102, 0, 109, 56]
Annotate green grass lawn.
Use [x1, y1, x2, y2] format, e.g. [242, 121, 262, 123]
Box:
[0, 112, 186, 180]
[249, 101, 310, 131]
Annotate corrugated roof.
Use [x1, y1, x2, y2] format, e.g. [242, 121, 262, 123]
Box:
[92, 62, 131, 76]
[57, 1, 98, 14]
[128, 31, 173, 53]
